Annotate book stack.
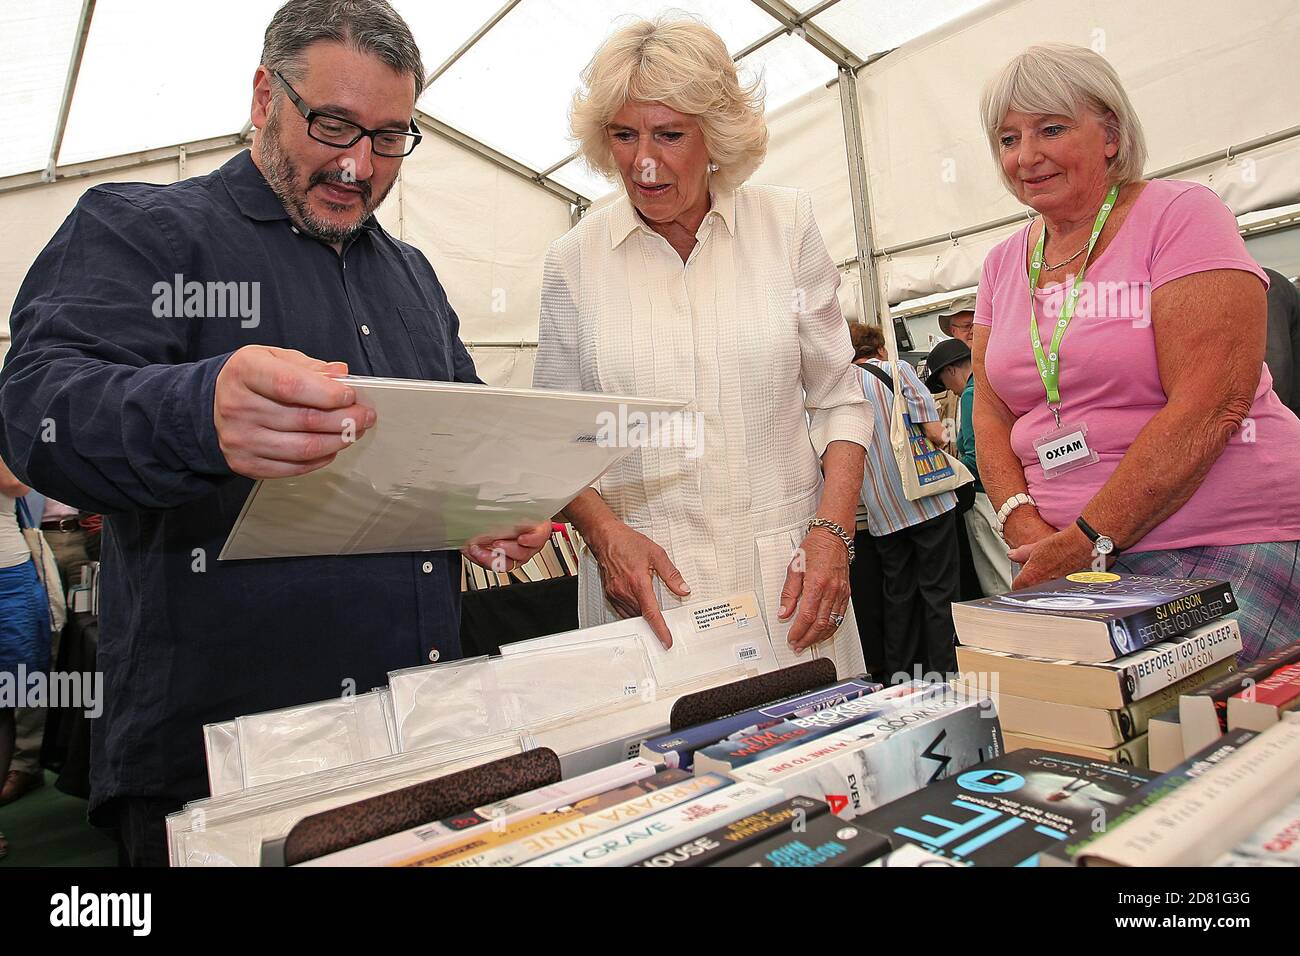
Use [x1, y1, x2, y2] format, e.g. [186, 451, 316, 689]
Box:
[462, 524, 581, 591]
[951, 573, 1241, 767]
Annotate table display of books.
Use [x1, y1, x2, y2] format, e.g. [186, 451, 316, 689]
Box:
[172, 572, 1299, 868]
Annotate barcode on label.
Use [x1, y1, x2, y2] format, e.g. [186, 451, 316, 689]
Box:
[735, 643, 760, 663]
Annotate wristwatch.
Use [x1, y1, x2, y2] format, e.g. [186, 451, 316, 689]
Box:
[1076, 516, 1118, 556]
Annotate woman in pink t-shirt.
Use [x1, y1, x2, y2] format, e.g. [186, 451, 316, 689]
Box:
[972, 44, 1300, 660]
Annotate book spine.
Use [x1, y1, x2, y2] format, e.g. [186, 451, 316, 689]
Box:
[1111, 581, 1236, 657]
[1232, 663, 1300, 709]
[1184, 641, 1300, 733]
[734, 693, 1000, 818]
[1120, 660, 1236, 739]
[694, 682, 935, 772]
[432, 773, 730, 868]
[1119, 619, 1243, 702]
[629, 796, 829, 867]
[717, 817, 891, 867]
[640, 679, 881, 769]
[522, 783, 783, 867]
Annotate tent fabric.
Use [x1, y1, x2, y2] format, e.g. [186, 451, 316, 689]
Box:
[859, 0, 1300, 299]
[2, 0, 1298, 376]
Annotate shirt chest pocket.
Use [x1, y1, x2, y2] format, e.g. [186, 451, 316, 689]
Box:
[397, 306, 452, 381]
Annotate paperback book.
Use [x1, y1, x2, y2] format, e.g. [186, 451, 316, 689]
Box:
[629, 796, 829, 868]
[854, 749, 1157, 866]
[716, 813, 891, 867]
[952, 573, 1235, 663]
[953, 618, 1242, 710]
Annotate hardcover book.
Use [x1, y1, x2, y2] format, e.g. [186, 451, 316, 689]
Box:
[628, 796, 829, 867]
[854, 749, 1157, 867]
[951, 573, 1236, 663]
[954, 618, 1242, 710]
[716, 813, 891, 867]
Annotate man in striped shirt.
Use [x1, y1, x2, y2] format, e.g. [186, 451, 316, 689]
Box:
[849, 324, 960, 679]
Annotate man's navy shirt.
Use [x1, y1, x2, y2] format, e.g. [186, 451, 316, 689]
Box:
[0, 150, 479, 818]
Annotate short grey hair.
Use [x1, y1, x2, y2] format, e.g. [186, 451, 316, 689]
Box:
[261, 0, 425, 98]
[980, 43, 1148, 193]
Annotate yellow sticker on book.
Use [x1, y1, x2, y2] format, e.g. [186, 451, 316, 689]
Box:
[1065, 571, 1122, 584]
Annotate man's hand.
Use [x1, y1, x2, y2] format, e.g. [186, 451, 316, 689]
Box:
[589, 520, 691, 650]
[779, 529, 851, 654]
[463, 521, 554, 573]
[214, 346, 375, 479]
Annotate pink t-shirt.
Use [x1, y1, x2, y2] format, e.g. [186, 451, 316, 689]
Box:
[976, 179, 1300, 553]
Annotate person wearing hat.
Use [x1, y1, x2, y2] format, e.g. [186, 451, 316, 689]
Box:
[937, 295, 977, 346]
[927, 337, 1013, 595]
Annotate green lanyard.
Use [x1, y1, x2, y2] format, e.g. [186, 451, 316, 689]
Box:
[1028, 183, 1119, 424]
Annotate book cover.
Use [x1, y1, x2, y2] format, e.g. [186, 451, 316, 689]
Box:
[522, 782, 784, 867]
[434, 772, 733, 868]
[716, 813, 891, 867]
[954, 619, 1242, 711]
[1179, 638, 1300, 754]
[639, 677, 882, 770]
[954, 574, 1235, 661]
[1228, 663, 1300, 730]
[1077, 719, 1300, 867]
[1041, 728, 1258, 866]
[1213, 794, 1300, 867]
[692, 681, 935, 774]
[855, 750, 1157, 866]
[730, 686, 1001, 818]
[629, 796, 829, 867]
[392, 768, 701, 867]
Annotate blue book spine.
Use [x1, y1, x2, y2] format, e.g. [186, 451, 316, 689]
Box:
[641, 679, 881, 770]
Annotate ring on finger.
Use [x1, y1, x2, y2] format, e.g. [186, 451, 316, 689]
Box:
[828, 610, 845, 628]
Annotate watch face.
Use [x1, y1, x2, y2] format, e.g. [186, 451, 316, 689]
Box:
[1095, 537, 1115, 555]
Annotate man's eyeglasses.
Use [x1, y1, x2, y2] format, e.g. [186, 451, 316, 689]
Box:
[272, 71, 422, 158]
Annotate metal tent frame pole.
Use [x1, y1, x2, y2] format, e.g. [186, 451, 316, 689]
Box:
[43, 0, 97, 182]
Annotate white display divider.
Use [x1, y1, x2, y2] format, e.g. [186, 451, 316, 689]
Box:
[177, 592, 777, 867]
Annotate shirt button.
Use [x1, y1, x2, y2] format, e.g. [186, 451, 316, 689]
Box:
[428, 649, 441, 663]
[290, 225, 299, 235]
[361, 325, 371, 335]
[421, 561, 433, 573]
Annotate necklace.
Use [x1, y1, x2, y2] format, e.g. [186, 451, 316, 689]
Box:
[1042, 236, 1090, 272]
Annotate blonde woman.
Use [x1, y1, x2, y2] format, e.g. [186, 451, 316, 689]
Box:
[973, 44, 1300, 660]
[534, 17, 872, 675]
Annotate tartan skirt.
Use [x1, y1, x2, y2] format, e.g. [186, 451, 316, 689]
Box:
[1113, 540, 1300, 662]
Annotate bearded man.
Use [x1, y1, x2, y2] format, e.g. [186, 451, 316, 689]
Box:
[0, 0, 547, 866]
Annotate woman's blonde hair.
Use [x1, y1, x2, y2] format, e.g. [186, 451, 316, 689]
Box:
[980, 43, 1148, 194]
[571, 15, 768, 193]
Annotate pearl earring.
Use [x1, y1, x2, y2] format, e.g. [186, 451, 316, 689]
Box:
[708, 162, 719, 173]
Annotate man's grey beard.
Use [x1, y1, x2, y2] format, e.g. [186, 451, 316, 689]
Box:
[256, 105, 393, 244]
